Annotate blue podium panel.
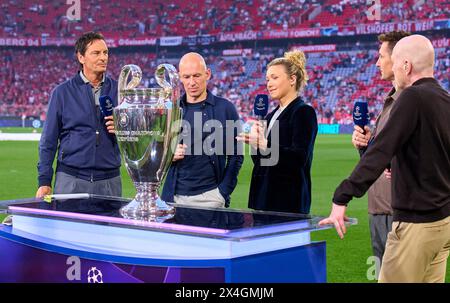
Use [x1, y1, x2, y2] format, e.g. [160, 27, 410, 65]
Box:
[0, 195, 334, 283]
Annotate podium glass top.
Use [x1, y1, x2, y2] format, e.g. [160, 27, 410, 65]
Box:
[3, 195, 352, 241]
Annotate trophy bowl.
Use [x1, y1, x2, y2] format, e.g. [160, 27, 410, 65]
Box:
[114, 64, 182, 222]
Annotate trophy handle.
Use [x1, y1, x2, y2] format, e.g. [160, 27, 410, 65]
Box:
[155, 64, 180, 106]
[118, 64, 142, 105]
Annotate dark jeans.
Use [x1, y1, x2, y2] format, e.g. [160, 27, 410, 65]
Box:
[54, 171, 122, 197]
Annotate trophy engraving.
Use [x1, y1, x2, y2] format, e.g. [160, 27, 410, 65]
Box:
[114, 64, 181, 222]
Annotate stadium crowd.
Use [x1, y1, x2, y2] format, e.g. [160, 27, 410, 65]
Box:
[1, 44, 448, 124]
[1, 0, 447, 38]
[1, 0, 448, 123]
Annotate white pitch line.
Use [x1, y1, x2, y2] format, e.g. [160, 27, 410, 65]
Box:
[0, 133, 41, 141]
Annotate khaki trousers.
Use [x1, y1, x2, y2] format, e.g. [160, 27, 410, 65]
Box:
[379, 216, 450, 283]
[174, 187, 225, 208]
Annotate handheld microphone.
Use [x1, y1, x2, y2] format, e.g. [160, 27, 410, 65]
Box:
[99, 95, 114, 117]
[254, 94, 269, 120]
[352, 100, 369, 131]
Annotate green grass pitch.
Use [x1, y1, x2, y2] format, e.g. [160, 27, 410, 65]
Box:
[0, 133, 448, 282]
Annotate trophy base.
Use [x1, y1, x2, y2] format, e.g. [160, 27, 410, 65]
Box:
[120, 184, 175, 222]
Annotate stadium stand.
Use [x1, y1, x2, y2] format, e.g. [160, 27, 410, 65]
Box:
[1, 45, 448, 124]
[1, 0, 448, 37]
[0, 0, 449, 125]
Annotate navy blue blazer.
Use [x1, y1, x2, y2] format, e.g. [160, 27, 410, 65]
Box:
[248, 97, 318, 214]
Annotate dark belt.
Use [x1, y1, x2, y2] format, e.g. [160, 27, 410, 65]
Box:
[57, 162, 120, 182]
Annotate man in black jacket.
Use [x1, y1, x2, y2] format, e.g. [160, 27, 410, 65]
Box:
[320, 35, 450, 282]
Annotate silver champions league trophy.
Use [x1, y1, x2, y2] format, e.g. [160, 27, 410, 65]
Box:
[114, 64, 182, 222]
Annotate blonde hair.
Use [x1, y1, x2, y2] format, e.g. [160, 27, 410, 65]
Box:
[267, 50, 308, 91]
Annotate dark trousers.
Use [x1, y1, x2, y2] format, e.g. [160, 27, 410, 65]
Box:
[369, 214, 393, 263]
[54, 171, 122, 197]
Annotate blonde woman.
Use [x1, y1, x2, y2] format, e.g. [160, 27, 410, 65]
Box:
[238, 50, 318, 214]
